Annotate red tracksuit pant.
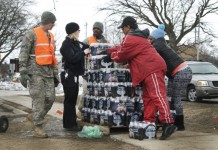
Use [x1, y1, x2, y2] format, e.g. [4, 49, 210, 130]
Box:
[142, 70, 174, 124]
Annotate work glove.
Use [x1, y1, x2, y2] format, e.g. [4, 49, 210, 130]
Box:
[20, 73, 31, 88]
[102, 53, 112, 63]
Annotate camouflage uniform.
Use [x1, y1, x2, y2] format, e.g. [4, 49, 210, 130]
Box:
[19, 30, 58, 126]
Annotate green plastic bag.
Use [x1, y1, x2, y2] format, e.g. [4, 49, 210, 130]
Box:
[77, 125, 103, 138]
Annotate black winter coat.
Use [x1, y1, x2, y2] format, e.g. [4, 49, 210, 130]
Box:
[152, 38, 184, 78]
[60, 37, 88, 86]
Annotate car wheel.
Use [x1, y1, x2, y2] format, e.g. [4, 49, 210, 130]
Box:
[0, 116, 9, 133]
[187, 86, 202, 102]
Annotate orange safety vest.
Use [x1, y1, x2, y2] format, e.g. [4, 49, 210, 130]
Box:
[88, 36, 98, 45]
[33, 27, 57, 67]
[88, 36, 108, 45]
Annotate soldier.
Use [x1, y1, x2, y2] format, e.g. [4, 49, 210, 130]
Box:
[19, 11, 58, 138]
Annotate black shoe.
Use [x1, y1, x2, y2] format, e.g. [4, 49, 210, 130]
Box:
[174, 115, 185, 131]
[159, 124, 177, 140]
[64, 126, 82, 131]
[72, 126, 83, 131]
[65, 128, 74, 131]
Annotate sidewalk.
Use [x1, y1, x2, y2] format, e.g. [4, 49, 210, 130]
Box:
[0, 90, 218, 150]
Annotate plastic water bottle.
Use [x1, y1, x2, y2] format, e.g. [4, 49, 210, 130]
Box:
[90, 108, 95, 123]
[108, 110, 113, 127]
[99, 110, 105, 125]
[145, 123, 156, 139]
[132, 121, 139, 139]
[137, 122, 145, 140]
[129, 121, 134, 138]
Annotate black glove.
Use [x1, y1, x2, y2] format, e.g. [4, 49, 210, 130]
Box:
[102, 53, 112, 63]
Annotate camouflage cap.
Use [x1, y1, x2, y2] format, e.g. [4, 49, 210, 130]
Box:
[41, 11, 56, 25]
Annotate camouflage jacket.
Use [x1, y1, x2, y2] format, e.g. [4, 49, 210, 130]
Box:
[19, 29, 58, 77]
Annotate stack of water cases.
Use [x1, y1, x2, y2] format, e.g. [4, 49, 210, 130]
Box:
[81, 43, 144, 128]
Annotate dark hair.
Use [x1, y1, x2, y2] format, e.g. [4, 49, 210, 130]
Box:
[128, 23, 138, 29]
[118, 16, 138, 29]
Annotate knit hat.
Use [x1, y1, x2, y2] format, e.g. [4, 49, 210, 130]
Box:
[93, 22, 104, 32]
[118, 16, 137, 29]
[150, 24, 165, 39]
[142, 28, 150, 38]
[65, 22, 80, 34]
[41, 11, 56, 25]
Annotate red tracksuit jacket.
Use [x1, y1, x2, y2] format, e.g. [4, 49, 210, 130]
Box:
[108, 33, 166, 87]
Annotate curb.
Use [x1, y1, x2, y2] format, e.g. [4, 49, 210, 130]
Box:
[0, 100, 27, 118]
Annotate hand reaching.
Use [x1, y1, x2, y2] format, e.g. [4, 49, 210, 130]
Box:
[84, 48, 91, 55]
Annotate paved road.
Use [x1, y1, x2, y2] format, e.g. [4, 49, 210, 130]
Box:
[0, 90, 218, 150]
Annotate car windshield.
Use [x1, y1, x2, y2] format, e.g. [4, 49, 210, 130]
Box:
[189, 63, 218, 74]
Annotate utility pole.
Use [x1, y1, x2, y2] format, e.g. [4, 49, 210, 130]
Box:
[104, 22, 107, 39]
[197, 15, 200, 61]
[85, 22, 88, 38]
[53, 0, 56, 10]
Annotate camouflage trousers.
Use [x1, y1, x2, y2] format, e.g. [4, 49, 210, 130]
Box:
[28, 75, 55, 126]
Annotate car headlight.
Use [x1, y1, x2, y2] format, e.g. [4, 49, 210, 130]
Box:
[196, 81, 209, 86]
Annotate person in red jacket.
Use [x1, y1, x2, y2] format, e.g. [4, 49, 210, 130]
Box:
[103, 16, 177, 140]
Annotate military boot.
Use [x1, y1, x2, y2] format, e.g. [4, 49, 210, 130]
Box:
[27, 113, 34, 128]
[33, 125, 48, 138]
[27, 113, 32, 121]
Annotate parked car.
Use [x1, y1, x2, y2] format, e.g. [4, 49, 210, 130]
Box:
[184, 61, 218, 102]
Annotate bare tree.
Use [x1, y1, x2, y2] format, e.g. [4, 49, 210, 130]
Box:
[99, 0, 218, 51]
[0, 0, 38, 64]
[104, 23, 123, 45]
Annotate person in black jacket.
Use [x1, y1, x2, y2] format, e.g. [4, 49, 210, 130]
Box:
[149, 24, 192, 131]
[60, 22, 90, 131]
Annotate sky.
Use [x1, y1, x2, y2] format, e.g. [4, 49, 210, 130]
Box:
[31, 0, 110, 47]
[26, 0, 218, 46]
[7, 0, 110, 61]
[7, 0, 218, 60]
